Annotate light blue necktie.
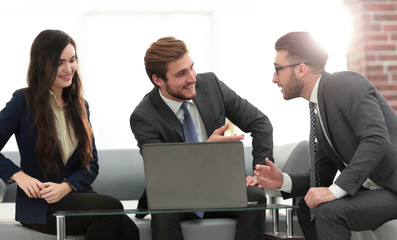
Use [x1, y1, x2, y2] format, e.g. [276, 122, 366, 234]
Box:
[180, 101, 203, 218]
[309, 102, 320, 221]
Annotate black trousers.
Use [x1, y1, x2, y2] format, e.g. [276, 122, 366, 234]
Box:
[297, 188, 397, 240]
[151, 186, 266, 240]
[23, 192, 140, 240]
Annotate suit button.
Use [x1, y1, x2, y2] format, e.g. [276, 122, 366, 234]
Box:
[353, 183, 358, 188]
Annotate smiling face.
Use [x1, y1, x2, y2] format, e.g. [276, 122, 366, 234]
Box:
[51, 43, 76, 97]
[154, 53, 196, 102]
[272, 50, 304, 100]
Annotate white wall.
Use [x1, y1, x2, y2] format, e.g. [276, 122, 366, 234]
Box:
[0, 0, 351, 150]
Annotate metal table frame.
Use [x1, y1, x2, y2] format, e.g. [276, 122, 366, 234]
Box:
[55, 204, 297, 240]
[270, 208, 294, 237]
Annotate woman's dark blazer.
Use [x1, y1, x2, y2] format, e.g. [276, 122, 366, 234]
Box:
[0, 89, 99, 224]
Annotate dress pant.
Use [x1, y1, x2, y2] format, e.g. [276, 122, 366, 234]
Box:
[151, 186, 266, 240]
[297, 188, 397, 240]
[23, 192, 140, 240]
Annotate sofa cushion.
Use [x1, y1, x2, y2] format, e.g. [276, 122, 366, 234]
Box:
[374, 219, 397, 239]
[91, 149, 145, 200]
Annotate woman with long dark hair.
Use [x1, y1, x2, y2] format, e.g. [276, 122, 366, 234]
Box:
[0, 29, 139, 239]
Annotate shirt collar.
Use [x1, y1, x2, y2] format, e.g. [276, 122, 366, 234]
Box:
[158, 89, 194, 114]
[310, 75, 322, 104]
[49, 89, 65, 108]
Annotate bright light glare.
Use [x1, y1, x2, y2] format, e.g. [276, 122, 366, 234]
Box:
[0, 0, 352, 150]
[311, 3, 352, 72]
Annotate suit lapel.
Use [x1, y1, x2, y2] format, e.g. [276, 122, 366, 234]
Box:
[63, 148, 78, 168]
[150, 88, 184, 140]
[193, 78, 218, 136]
[318, 72, 332, 141]
[318, 72, 345, 167]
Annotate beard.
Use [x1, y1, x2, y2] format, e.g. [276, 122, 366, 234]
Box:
[283, 72, 304, 100]
[164, 81, 196, 101]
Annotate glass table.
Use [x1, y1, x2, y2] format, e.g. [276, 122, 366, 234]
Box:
[54, 204, 299, 240]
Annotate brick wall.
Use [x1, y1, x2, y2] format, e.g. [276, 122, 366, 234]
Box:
[344, 0, 397, 112]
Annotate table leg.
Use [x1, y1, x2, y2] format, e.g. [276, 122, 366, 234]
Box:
[56, 215, 66, 240]
[272, 209, 279, 235]
[263, 208, 304, 240]
[286, 208, 293, 237]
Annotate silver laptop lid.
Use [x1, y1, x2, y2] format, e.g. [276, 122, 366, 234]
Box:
[142, 141, 248, 210]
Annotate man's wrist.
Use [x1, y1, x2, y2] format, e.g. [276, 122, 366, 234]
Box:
[280, 173, 292, 193]
[328, 184, 347, 199]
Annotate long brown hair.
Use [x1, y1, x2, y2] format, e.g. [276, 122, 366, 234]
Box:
[25, 29, 93, 173]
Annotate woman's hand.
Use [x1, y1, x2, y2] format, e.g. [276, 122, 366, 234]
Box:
[11, 171, 45, 199]
[40, 182, 73, 204]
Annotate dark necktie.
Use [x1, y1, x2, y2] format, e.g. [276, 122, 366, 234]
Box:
[180, 102, 203, 218]
[309, 102, 320, 221]
[180, 101, 198, 142]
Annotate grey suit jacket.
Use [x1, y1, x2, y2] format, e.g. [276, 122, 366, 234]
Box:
[288, 71, 397, 198]
[130, 72, 273, 213]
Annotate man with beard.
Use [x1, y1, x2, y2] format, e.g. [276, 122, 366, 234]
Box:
[130, 36, 273, 240]
[254, 31, 397, 240]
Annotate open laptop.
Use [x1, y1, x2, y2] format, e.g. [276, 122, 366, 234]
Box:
[142, 141, 248, 210]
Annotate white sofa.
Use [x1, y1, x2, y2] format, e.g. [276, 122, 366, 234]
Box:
[0, 142, 306, 239]
[1, 141, 394, 240]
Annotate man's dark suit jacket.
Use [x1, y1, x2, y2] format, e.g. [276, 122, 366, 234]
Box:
[130, 72, 273, 215]
[285, 71, 397, 198]
[0, 90, 99, 224]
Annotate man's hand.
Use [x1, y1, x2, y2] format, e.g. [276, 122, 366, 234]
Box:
[207, 124, 244, 142]
[254, 158, 284, 190]
[304, 187, 337, 209]
[246, 176, 259, 187]
[11, 171, 45, 199]
[40, 182, 73, 204]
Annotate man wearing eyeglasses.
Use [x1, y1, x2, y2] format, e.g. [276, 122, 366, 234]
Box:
[254, 31, 397, 240]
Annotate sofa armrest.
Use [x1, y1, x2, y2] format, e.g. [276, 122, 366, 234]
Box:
[0, 181, 5, 203]
[1, 151, 20, 203]
[273, 140, 309, 174]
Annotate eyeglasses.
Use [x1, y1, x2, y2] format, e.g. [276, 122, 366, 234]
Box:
[274, 63, 311, 76]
